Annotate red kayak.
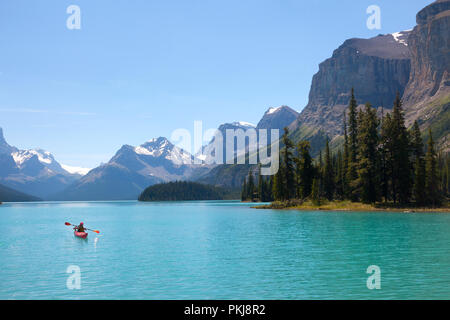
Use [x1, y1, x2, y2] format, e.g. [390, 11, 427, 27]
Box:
[74, 231, 88, 239]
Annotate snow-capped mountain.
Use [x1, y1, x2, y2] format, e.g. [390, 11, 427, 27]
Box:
[256, 105, 299, 131]
[12, 149, 70, 176]
[196, 121, 256, 165]
[194, 106, 300, 187]
[61, 164, 91, 176]
[134, 137, 194, 165]
[390, 30, 411, 47]
[55, 137, 209, 201]
[0, 128, 83, 198]
[196, 107, 298, 166]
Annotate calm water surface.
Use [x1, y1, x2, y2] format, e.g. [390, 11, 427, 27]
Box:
[0, 200, 449, 299]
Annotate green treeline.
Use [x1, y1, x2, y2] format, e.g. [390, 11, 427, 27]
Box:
[242, 89, 450, 207]
[139, 181, 238, 201]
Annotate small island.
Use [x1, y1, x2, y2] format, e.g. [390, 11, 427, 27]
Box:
[254, 200, 450, 212]
[138, 181, 239, 202]
[242, 90, 449, 213]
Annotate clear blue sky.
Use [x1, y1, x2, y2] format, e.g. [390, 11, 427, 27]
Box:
[0, 0, 431, 168]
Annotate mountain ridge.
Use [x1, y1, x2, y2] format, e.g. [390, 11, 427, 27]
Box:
[0, 127, 84, 199]
[54, 137, 211, 200]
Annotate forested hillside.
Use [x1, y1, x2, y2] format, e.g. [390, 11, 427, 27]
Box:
[139, 181, 240, 201]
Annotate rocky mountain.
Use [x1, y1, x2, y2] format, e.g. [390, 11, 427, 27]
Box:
[198, 106, 299, 166]
[195, 1, 450, 188]
[55, 137, 210, 200]
[403, 0, 450, 150]
[256, 106, 299, 131]
[197, 121, 256, 165]
[0, 128, 84, 199]
[195, 106, 299, 187]
[290, 30, 412, 139]
[290, 0, 449, 152]
[4, 1, 447, 197]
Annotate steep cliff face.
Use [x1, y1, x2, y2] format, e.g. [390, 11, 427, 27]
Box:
[402, 0, 450, 149]
[292, 32, 412, 138]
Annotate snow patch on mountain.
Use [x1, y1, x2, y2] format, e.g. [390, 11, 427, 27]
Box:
[231, 121, 255, 128]
[165, 146, 193, 164]
[61, 164, 91, 176]
[12, 149, 54, 167]
[134, 137, 194, 165]
[391, 30, 411, 46]
[266, 106, 283, 115]
[134, 146, 156, 156]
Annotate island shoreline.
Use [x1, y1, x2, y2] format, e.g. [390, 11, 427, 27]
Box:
[251, 200, 450, 213]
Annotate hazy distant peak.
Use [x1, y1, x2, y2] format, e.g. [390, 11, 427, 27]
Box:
[257, 105, 299, 131]
[230, 121, 256, 128]
[61, 164, 91, 176]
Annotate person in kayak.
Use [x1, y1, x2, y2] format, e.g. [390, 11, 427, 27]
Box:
[75, 222, 85, 233]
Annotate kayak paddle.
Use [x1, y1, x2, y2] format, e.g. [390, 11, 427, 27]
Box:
[65, 222, 100, 234]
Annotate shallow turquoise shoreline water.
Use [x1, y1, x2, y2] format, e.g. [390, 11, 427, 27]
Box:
[0, 200, 449, 300]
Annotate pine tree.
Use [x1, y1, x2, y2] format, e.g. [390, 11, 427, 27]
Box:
[335, 150, 345, 199]
[268, 174, 274, 201]
[443, 154, 450, 197]
[342, 112, 350, 198]
[381, 113, 394, 202]
[381, 94, 412, 204]
[282, 127, 295, 200]
[318, 150, 325, 198]
[241, 178, 247, 201]
[323, 139, 335, 200]
[294, 151, 302, 199]
[273, 158, 284, 201]
[247, 171, 255, 201]
[437, 152, 447, 197]
[392, 93, 412, 204]
[296, 141, 314, 199]
[356, 103, 380, 203]
[257, 164, 263, 201]
[425, 129, 440, 206]
[311, 178, 321, 205]
[260, 178, 268, 202]
[411, 121, 426, 205]
[379, 107, 389, 202]
[346, 88, 359, 201]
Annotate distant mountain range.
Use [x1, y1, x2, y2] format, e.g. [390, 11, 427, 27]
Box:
[197, 121, 256, 165]
[53, 106, 297, 200]
[1, 103, 299, 201]
[0, 128, 88, 199]
[51, 137, 210, 200]
[2, 0, 447, 201]
[198, 106, 299, 165]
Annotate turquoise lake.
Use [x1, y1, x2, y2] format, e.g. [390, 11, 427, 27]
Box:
[0, 200, 449, 300]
